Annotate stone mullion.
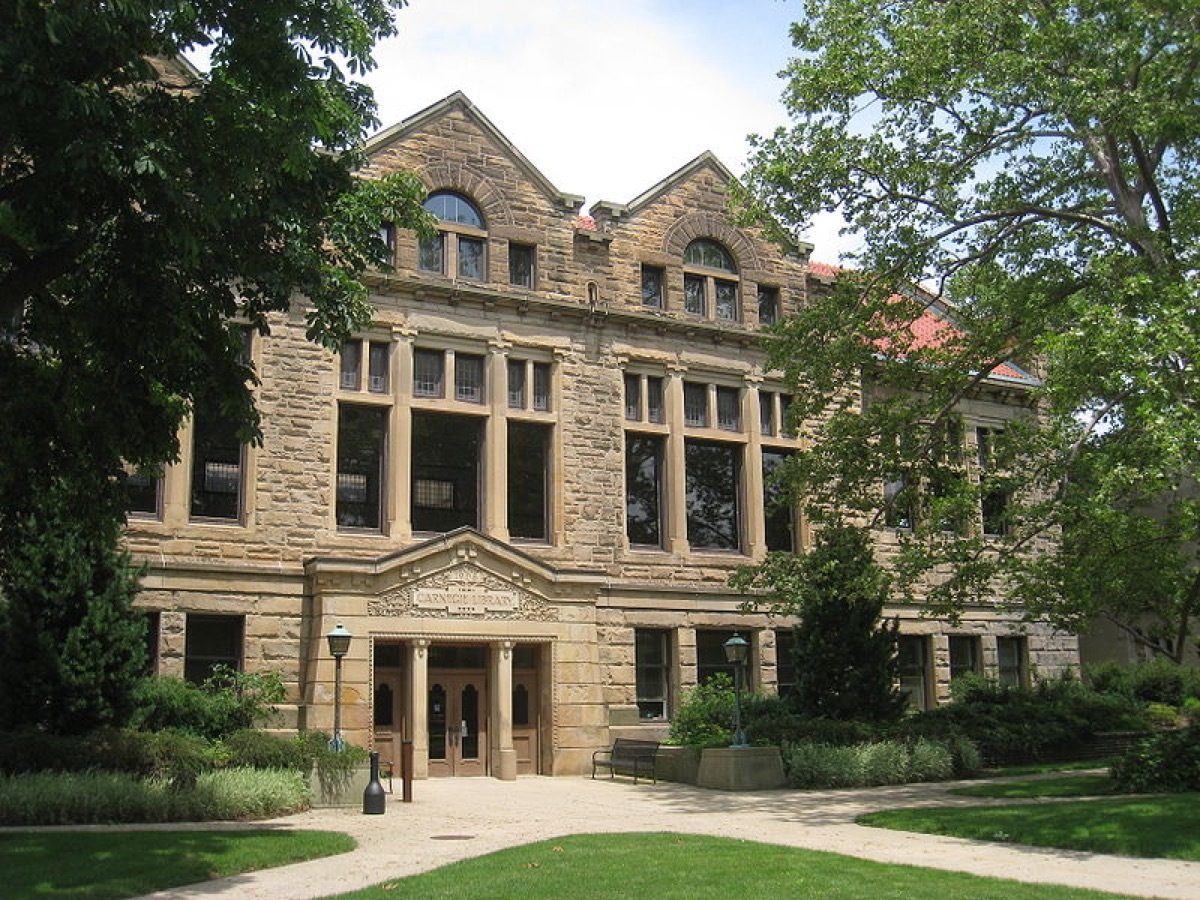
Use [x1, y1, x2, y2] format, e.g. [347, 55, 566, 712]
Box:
[485, 341, 510, 539]
[390, 328, 416, 541]
[664, 365, 688, 554]
[744, 376, 766, 558]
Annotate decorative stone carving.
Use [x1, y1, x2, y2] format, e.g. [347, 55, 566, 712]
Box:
[370, 562, 559, 621]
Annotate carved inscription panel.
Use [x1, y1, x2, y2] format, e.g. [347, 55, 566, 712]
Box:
[369, 562, 559, 621]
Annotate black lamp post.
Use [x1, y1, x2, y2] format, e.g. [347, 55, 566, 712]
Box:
[326, 623, 352, 751]
[723, 632, 749, 748]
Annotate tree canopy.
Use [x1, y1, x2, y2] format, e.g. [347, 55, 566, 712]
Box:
[738, 0, 1200, 658]
[0, 0, 431, 729]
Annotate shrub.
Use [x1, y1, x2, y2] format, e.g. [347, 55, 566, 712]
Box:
[782, 738, 961, 789]
[128, 668, 285, 739]
[1111, 726, 1200, 793]
[898, 674, 1146, 765]
[668, 676, 736, 748]
[1145, 702, 1181, 728]
[0, 768, 310, 825]
[906, 738, 955, 782]
[1183, 697, 1200, 726]
[1085, 658, 1200, 706]
[223, 729, 310, 771]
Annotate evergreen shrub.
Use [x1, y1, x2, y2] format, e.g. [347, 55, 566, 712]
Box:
[1111, 726, 1200, 793]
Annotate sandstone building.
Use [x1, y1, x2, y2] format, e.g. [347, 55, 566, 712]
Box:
[125, 93, 1079, 778]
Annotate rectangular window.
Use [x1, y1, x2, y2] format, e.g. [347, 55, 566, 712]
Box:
[339, 341, 361, 390]
[898, 635, 931, 711]
[775, 628, 797, 696]
[455, 353, 485, 403]
[759, 392, 775, 436]
[457, 235, 485, 279]
[508, 359, 526, 409]
[411, 412, 482, 533]
[685, 439, 741, 551]
[126, 469, 161, 518]
[715, 279, 738, 320]
[184, 614, 243, 684]
[779, 394, 793, 436]
[684, 273, 706, 315]
[336, 404, 387, 531]
[419, 232, 445, 273]
[143, 611, 161, 675]
[625, 434, 664, 547]
[508, 421, 550, 540]
[683, 382, 708, 427]
[949, 635, 982, 682]
[509, 242, 535, 287]
[716, 386, 740, 431]
[997, 636, 1027, 688]
[977, 427, 1008, 537]
[758, 286, 780, 326]
[532, 362, 551, 411]
[635, 629, 671, 720]
[641, 265, 665, 307]
[414, 349, 445, 397]
[190, 406, 243, 521]
[646, 376, 664, 424]
[696, 630, 740, 685]
[624, 373, 641, 421]
[884, 475, 914, 530]
[368, 342, 389, 393]
[763, 450, 795, 552]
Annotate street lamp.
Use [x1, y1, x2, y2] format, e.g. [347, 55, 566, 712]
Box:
[326, 623, 352, 752]
[723, 632, 749, 748]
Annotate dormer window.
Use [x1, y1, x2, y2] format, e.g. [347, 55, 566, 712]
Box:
[419, 191, 487, 280]
[683, 239, 739, 321]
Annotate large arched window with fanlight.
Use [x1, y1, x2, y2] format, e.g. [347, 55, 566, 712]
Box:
[419, 191, 487, 280]
[682, 239, 740, 321]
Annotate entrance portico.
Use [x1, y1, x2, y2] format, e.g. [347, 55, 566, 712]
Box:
[304, 529, 605, 778]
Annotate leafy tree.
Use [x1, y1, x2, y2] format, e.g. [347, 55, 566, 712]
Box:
[0, 1, 432, 729]
[737, 0, 1200, 656]
[733, 525, 904, 722]
[0, 478, 146, 734]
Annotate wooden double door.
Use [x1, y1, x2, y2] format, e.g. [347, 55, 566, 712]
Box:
[427, 672, 487, 777]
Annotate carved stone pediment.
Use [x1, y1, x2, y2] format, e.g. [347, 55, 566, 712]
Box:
[369, 561, 559, 621]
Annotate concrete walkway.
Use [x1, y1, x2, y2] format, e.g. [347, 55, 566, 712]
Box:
[118, 776, 1200, 899]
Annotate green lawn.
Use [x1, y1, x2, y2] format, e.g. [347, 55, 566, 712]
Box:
[0, 829, 355, 899]
[329, 833, 1133, 900]
[988, 759, 1114, 777]
[860, 794, 1200, 859]
[950, 774, 1118, 798]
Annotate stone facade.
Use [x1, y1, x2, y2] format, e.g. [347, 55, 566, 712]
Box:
[126, 92, 1079, 778]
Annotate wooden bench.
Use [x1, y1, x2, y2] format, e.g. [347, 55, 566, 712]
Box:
[591, 738, 660, 784]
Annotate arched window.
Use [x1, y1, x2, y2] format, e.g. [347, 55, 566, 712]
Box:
[419, 191, 487, 280]
[683, 239, 740, 321]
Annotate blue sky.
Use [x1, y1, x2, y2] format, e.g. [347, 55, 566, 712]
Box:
[365, 0, 851, 261]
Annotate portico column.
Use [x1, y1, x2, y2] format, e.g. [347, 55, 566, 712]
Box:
[406, 639, 429, 779]
[744, 374, 766, 558]
[491, 640, 517, 780]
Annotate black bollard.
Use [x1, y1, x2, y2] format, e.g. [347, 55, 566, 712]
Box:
[363, 750, 386, 815]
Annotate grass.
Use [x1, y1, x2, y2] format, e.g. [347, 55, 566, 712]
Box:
[950, 774, 1118, 798]
[329, 833, 1133, 900]
[0, 829, 355, 899]
[860, 793, 1200, 859]
[987, 758, 1113, 777]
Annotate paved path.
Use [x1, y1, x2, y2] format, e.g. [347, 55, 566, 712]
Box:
[116, 776, 1200, 899]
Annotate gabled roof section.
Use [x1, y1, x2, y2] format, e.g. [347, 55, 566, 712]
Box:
[589, 150, 734, 222]
[365, 92, 584, 213]
[305, 527, 606, 593]
[810, 262, 1042, 388]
